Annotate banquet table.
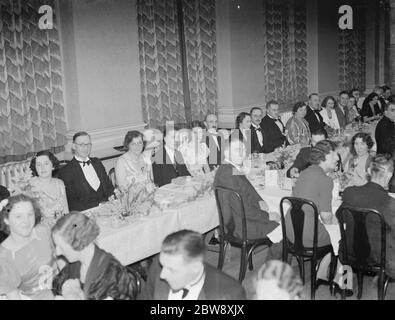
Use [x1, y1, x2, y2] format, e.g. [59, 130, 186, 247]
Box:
[85, 185, 218, 266]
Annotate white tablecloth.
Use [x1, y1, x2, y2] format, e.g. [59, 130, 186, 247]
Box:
[88, 193, 218, 266]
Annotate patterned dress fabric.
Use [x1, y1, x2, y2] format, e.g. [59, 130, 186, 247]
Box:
[262, 0, 308, 112]
[0, 0, 67, 164]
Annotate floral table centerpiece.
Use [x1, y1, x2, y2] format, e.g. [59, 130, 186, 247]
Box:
[114, 181, 159, 217]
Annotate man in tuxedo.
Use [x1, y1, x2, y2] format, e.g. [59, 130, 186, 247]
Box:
[335, 91, 350, 128]
[286, 127, 327, 178]
[379, 85, 392, 113]
[139, 230, 246, 300]
[204, 113, 223, 170]
[58, 132, 114, 212]
[152, 127, 190, 187]
[250, 107, 265, 153]
[213, 139, 279, 240]
[305, 93, 325, 133]
[0, 185, 10, 242]
[261, 100, 287, 153]
[375, 101, 395, 155]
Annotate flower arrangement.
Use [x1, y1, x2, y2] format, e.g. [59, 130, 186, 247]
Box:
[8, 168, 38, 197]
[115, 181, 159, 216]
[271, 144, 300, 170]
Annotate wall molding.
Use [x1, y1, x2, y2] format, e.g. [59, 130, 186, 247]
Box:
[63, 122, 146, 160]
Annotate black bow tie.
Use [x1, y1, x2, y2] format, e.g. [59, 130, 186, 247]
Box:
[78, 159, 92, 167]
[254, 126, 262, 132]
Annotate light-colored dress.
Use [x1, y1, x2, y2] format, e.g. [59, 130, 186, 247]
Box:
[285, 116, 311, 147]
[115, 152, 152, 190]
[345, 154, 370, 187]
[29, 177, 69, 225]
[320, 108, 340, 130]
[0, 224, 58, 299]
[178, 141, 209, 177]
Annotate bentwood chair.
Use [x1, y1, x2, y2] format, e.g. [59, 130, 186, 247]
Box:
[214, 186, 272, 282]
[336, 205, 395, 300]
[280, 196, 336, 300]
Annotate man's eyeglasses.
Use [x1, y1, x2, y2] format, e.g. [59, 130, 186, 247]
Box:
[74, 143, 92, 148]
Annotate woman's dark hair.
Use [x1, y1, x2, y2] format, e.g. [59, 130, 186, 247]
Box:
[190, 120, 204, 129]
[311, 127, 328, 138]
[29, 150, 60, 177]
[363, 92, 379, 108]
[321, 96, 338, 109]
[309, 140, 337, 165]
[292, 102, 307, 115]
[0, 194, 42, 234]
[235, 112, 251, 129]
[52, 211, 100, 251]
[123, 130, 145, 151]
[350, 132, 374, 156]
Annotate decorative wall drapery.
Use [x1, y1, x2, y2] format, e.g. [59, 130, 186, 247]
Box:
[0, 0, 67, 164]
[262, 0, 308, 112]
[183, 0, 216, 121]
[138, 0, 185, 129]
[138, 0, 217, 128]
[338, 1, 366, 92]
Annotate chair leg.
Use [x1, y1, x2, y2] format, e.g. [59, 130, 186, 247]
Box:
[248, 252, 254, 271]
[217, 241, 228, 270]
[296, 256, 305, 284]
[357, 271, 364, 300]
[378, 271, 385, 300]
[384, 276, 390, 298]
[239, 245, 248, 283]
[310, 259, 317, 300]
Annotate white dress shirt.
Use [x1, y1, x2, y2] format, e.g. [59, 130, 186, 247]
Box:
[319, 109, 340, 130]
[75, 156, 101, 191]
[251, 123, 263, 146]
[168, 270, 205, 300]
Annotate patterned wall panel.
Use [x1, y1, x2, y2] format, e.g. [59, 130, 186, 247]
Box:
[262, 0, 308, 112]
[338, 1, 366, 92]
[183, 0, 217, 121]
[138, 0, 186, 129]
[0, 0, 67, 164]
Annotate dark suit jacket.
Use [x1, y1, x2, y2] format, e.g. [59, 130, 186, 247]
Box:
[0, 185, 10, 202]
[152, 145, 190, 187]
[305, 106, 325, 133]
[261, 115, 287, 153]
[342, 182, 395, 278]
[250, 124, 266, 153]
[213, 163, 279, 239]
[139, 258, 246, 300]
[361, 102, 382, 119]
[205, 133, 224, 171]
[335, 105, 348, 128]
[375, 116, 395, 155]
[52, 245, 138, 300]
[58, 157, 114, 212]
